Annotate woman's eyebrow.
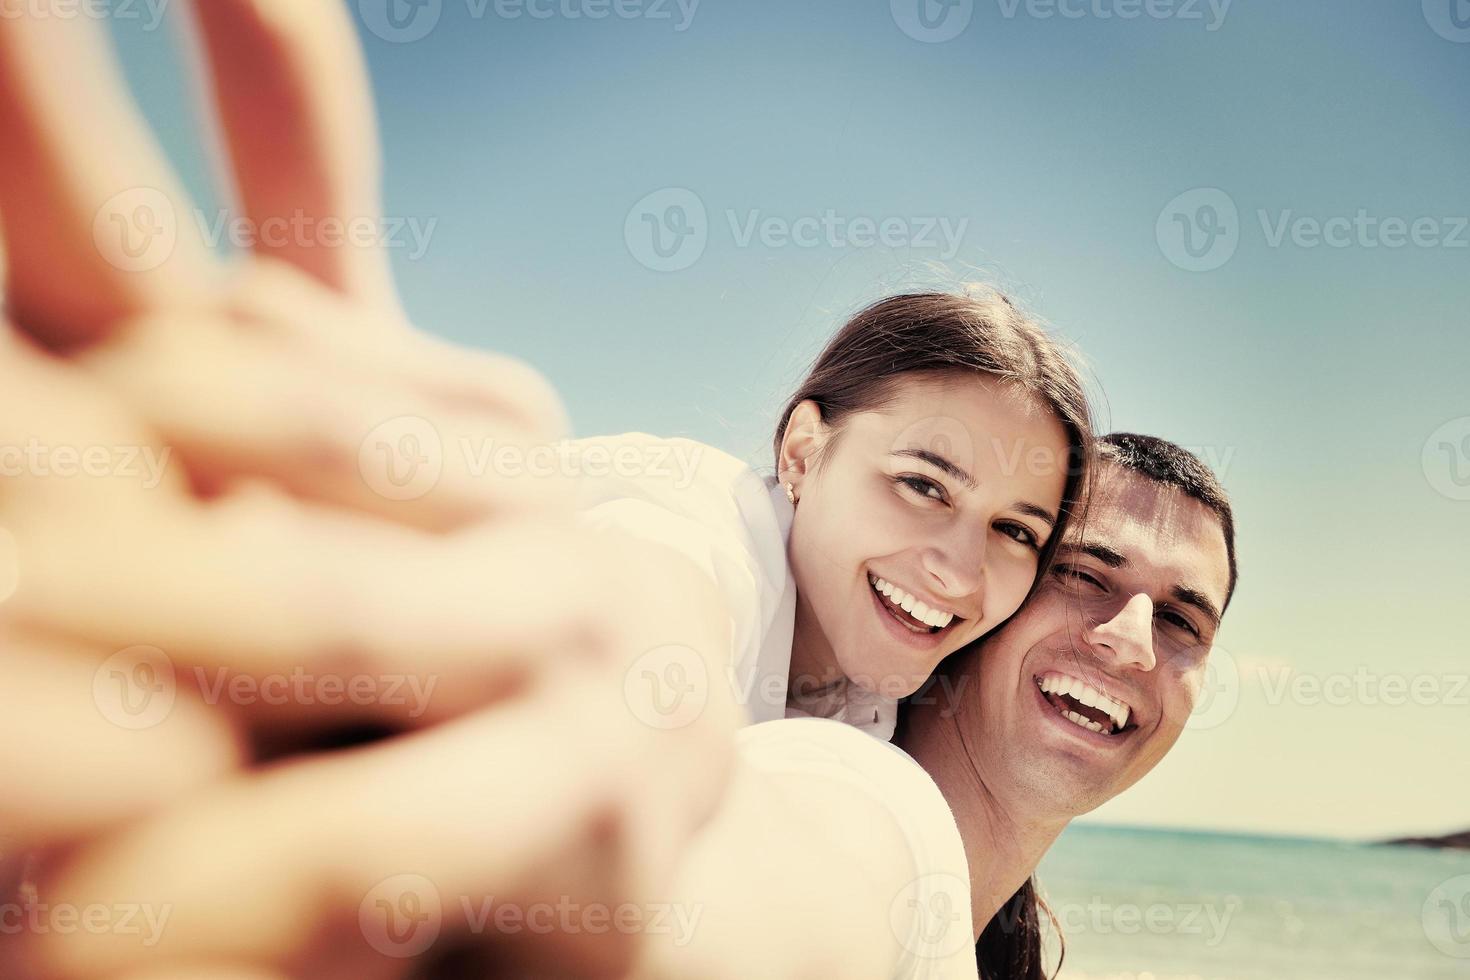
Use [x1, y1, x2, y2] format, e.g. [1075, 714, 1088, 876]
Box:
[890, 448, 977, 490]
[1013, 501, 1058, 528]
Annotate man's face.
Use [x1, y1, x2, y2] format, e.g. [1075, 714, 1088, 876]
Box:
[959, 461, 1232, 817]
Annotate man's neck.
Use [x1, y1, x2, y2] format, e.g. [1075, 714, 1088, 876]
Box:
[897, 700, 1069, 938]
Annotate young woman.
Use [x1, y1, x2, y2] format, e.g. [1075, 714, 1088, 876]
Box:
[576, 288, 1093, 739]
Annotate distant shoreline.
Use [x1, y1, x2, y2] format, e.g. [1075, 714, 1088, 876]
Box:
[1382, 829, 1470, 850]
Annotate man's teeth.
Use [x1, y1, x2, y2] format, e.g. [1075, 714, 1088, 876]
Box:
[1037, 673, 1131, 733]
[869, 575, 955, 629]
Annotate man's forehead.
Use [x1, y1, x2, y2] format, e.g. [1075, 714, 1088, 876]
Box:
[1068, 464, 1231, 609]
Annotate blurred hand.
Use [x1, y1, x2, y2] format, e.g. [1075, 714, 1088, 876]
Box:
[0, 1, 738, 976]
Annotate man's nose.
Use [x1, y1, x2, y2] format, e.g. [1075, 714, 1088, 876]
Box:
[1085, 592, 1157, 671]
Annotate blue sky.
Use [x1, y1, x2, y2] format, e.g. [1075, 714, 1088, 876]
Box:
[114, 0, 1468, 839]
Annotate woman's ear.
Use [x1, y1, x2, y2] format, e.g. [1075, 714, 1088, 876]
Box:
[779, 400, 827, 485]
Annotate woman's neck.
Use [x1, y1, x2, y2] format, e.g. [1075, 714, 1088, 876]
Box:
[898, 702, 1068, 937]
[786, 592, 846, 702]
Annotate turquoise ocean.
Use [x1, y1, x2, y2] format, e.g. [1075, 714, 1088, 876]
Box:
[1034, 825, 1470, 979]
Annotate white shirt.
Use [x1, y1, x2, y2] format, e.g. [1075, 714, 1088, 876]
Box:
[738, 718, 979, 979]
[572, 433, 898, 738]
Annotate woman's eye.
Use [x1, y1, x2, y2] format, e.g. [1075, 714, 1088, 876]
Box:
[997, 521, 1040, 550]
[895, 475, 947, 503]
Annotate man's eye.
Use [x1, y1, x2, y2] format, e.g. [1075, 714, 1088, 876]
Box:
[997, 521, 1041, 551]
[894, 475, 946, 503]
[1158, 609, 1200, 639]
[1052, 565, 1104, 591]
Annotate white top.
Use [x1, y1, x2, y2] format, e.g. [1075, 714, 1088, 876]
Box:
[573, 433, 898, 739]
[738, 718, 979, 979]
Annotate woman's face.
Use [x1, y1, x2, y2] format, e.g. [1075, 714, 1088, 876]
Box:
[782, 372, 1071, 700]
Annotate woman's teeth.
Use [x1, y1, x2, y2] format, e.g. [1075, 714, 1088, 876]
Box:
[868, 575, 956, 630]
[1037, 673, 1132, 734]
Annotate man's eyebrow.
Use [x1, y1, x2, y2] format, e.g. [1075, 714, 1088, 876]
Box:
[891, 448, 977, 490]
[1172, 585, 1222, 630]
[1057, 542, 1129, 568]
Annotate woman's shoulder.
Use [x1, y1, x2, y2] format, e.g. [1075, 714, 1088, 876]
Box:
[567, 432, 775, 515]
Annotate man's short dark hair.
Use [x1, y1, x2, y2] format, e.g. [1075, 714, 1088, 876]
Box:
[1097, 432, 1238, 611]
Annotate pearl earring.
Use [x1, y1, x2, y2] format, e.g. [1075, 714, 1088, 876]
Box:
[784, 482, 797, 505]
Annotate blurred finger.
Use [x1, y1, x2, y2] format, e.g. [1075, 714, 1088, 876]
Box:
[7, 484, 617, 731]
[188, 0, 397, 309]
[0, 627, 242, 848]
[0, 9, 217, 348]
[19, 670, 647, 979]
[79, 307, 570, 534]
